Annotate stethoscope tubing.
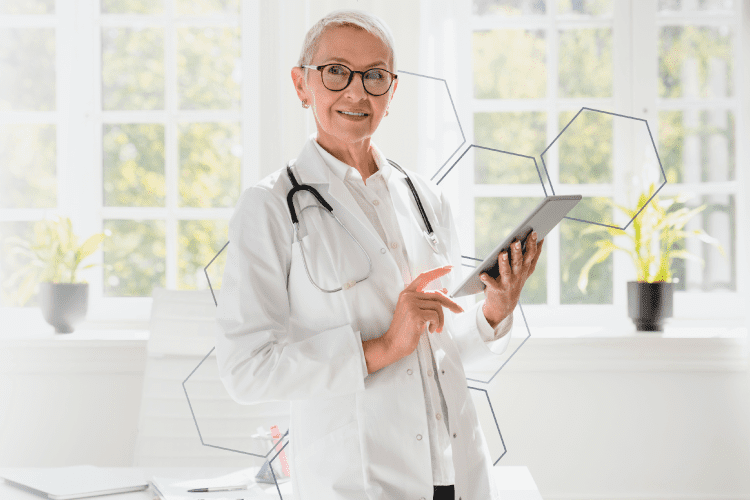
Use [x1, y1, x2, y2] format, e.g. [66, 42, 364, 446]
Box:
[286, 158, 439, 293]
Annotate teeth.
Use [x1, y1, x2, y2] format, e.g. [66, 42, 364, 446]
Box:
[340, 111, 366, 116]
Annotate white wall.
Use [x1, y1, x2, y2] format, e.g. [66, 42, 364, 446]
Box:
[1, 335, 748, 499]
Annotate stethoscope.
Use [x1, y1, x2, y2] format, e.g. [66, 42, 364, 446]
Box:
[286, 158, 439, 293]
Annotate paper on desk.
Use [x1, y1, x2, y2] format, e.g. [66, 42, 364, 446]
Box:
[150, 468, 270, 500]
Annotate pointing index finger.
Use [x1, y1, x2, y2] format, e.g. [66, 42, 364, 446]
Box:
[408, 265, 453, 292]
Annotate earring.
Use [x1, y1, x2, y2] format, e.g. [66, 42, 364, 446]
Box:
[385, 109, 389, 116]
[301, 100, 309, 108]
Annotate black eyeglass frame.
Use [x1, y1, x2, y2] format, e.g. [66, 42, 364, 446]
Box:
[300, 64, 398, 96]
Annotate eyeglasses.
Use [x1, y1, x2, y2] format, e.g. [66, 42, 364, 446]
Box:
[300, 64, 397, 96]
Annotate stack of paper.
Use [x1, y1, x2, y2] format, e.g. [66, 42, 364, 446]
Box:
[150, 468, 274, 500]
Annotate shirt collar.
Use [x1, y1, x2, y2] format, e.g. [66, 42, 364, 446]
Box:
[311, 132, 392, 185]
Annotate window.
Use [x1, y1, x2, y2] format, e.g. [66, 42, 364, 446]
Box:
[467, 0, 744, 322]
[0, 0, 260, 322]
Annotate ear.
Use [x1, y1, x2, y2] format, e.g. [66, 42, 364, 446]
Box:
[291, 66, 309, 103]
[387, 77, 398, 105]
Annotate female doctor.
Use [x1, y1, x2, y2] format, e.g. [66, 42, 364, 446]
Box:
[214, 9, 543, 500]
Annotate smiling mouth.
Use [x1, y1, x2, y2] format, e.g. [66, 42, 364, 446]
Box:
[337, 110, 369, 117]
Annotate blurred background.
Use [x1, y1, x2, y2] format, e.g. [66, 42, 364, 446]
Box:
[1, 0, 746, 326]
[0, 1, 749, 498]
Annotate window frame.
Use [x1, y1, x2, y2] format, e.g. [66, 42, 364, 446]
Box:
[0, 0, 261, 324]
[460, 0, 747, 327]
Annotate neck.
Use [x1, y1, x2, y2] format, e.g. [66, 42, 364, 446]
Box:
[316, 133, 378, 183]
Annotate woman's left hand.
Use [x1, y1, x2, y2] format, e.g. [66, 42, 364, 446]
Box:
[479, 231, 544, 328]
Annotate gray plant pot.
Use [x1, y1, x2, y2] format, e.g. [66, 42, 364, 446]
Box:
[627, 281, 673, 332]
[38, 282, 89, 334]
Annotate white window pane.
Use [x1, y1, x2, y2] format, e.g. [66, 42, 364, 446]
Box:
[560, 197, 613, 304]
[671, 194, 735, 292]
[557, 109, 613, 184]
[473, 29, 546, 99]
[659, 26, 733, 98]
[177, 27, 241, 110]
[658, 110, 735, 184]
[103, 124, 166, 207]
[558, 28, 613, 98]
[102, 28, 165, 111]
[178, 220, 228, 291]
[474, 112, 547, 184]
[0, 221, 38, 307]
[658, 0, 734, 12]
[0, 124, 56, 209]
[557, 0, 612, 16]
[0, 28, 55, 111]
[101, 0, 163, 14]
[0, 0, 54, 15]
[175, 0, 239, 15]
[473, 0, 546, 16]
[475, 197, 547, 304]
[178, 122, 241, 208]
[103, 219, 166, 297]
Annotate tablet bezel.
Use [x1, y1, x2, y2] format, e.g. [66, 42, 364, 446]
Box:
[449, 195, 582, 299]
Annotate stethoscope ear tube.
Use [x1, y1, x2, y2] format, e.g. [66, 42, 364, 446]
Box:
[286, 164, 333, 224]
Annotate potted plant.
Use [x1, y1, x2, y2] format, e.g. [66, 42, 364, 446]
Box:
[3, 217, 107, 333]
[577, 183, 724, 331]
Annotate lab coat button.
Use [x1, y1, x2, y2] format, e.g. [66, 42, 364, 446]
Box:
[407, 369, 413, 375]
[453, 433, 457, 438]
[441, 369, 445, 375]
[372, 199, 379, 205]
[416, 434, 422, 440]
[380, 248, 386, 254]
[436, 413, 441, 420]
[390, 242, 398, 249]
[427, 369, 433, 377]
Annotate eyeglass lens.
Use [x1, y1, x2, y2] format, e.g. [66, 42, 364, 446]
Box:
[322, 65, 392, 95]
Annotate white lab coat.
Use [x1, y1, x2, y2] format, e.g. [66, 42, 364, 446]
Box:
[214, 137, 512, 500]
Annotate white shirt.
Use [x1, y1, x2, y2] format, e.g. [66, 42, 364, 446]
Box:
[312, 136, 512, 486]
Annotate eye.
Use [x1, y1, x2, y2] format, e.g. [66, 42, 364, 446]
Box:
[327, 64, 349, 76]
[365, 69, 386, 80]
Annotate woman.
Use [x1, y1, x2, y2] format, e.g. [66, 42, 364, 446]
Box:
[214, 9, 543, 500]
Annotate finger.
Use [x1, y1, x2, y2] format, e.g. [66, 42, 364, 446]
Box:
[511, 239, 523, 276]
[416, 291, 464, 314]
[530, 239, 544, 273]
[420, 308, 439, 333]
[524, 231, 538, 267]
[407, 265, 453, 292]
[418, 300, 444, 333]
[498, 250, 511, 289]
[480, 273, 498, 292]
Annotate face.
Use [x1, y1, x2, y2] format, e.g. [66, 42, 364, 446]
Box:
[292, 25, 398, 147]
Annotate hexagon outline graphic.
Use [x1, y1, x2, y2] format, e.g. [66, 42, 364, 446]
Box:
[539, 106, 668, 231]
[182, 345, 292, 498]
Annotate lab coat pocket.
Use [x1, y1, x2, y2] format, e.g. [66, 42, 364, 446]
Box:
[295, 420, 365, 496]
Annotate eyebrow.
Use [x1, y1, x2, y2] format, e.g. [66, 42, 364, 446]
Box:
[324, 57, 389, 69]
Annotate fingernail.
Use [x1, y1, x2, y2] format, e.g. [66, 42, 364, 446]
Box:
[502, 253, 508, 260]
[532, 231, 538, 239]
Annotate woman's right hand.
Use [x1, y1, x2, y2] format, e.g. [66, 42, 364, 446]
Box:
[383, 266, 465, 362]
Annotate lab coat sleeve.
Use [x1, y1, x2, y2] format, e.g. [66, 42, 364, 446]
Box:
[214, 185, 367, 405]
[439, 189, 513, 369]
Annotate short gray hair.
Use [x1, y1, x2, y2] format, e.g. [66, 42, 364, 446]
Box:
[297, 9, 397, 82]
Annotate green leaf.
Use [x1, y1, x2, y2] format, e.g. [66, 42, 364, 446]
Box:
[577, 242, 614, 293]
[76, 233, 105, 263]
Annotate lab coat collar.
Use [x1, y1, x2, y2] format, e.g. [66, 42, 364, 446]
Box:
[291, 134, 397, 251]
[293, 133, 403, 187]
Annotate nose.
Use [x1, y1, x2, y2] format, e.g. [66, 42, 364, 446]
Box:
[342, 71, 369, 99]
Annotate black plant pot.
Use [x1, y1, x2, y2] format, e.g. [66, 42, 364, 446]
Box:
[38, 282, 89, 333]
[627, 281, 673, 332]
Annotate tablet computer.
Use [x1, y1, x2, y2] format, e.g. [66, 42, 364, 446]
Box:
[449, 194, 582, 299]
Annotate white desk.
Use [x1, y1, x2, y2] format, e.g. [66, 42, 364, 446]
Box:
[0, 466, 543, 500]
